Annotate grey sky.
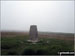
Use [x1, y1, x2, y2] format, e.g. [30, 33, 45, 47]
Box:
[1, 1, 74, 33]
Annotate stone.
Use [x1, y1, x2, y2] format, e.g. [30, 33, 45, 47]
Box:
[29, 25, 38, 42]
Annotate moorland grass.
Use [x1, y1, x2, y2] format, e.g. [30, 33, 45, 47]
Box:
[1, 35, 74, 55]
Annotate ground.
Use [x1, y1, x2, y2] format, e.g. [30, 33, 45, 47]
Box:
[1, 32, 74, 55]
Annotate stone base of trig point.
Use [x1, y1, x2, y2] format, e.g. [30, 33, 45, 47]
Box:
[27, 25, 38, 43]
[27, 40, 38, 43]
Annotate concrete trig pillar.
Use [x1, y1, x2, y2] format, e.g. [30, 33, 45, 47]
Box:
[29, 25, 38, 42]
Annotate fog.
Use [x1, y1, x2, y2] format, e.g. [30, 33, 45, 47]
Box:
[1, 1, 74, 33]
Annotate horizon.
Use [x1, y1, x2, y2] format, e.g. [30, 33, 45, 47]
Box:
[1, 30, 74, 34]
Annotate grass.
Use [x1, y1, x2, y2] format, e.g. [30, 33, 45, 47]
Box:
[1, 35, 74, 55]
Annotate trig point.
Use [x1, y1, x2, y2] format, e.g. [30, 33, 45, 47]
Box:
[28, 25, 38, 42]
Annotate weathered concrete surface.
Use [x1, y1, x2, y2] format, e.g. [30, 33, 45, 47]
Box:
[29, 25, 38, 42]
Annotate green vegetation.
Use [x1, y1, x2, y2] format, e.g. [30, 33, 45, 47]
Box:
[1, 35, 74, 55]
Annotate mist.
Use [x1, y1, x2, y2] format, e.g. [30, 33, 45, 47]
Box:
[1, 1, 74, 33]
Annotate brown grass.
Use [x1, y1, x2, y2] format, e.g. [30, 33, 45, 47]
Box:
[1, 31, 74, 41]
